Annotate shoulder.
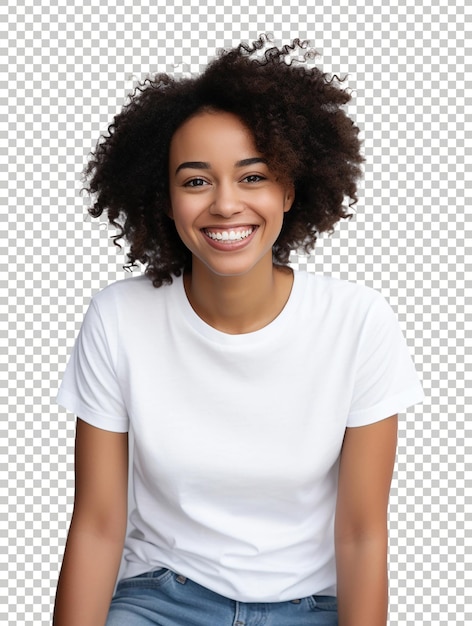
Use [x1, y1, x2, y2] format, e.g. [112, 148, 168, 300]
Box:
[302, 271, 379, 296]
[92, 274, 156, 304]
[84, 274, 181, 336]
[91, 273, 178, 312]
[293, 272, 401, 347]
[299, 271, 390, 317]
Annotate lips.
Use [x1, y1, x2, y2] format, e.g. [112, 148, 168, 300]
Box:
[203, 226, 256, 243]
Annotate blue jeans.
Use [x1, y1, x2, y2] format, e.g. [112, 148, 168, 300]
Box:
[105, 568, 338, 626]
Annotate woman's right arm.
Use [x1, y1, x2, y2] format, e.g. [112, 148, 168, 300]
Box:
[53, 418, 129, 626]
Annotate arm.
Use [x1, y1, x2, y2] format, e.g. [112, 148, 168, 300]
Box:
[335, 414, 398, 626]
[53, 418, 128, 626]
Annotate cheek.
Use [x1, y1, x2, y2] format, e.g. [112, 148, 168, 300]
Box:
[171, 192, 209, 226]
[167, 200, 199, 247]
[170, 207, 188, 234]
[170, 216, 195, 252]
[167, 192, 187, 225]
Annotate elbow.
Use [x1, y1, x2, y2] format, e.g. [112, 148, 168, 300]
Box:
[335, 518, 389, 550]
[69, 503, 128, 545]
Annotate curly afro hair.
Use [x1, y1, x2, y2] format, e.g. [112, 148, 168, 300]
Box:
[84, 36, 364, 287]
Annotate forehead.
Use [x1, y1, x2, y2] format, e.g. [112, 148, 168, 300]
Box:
[169, 110, 260, 163]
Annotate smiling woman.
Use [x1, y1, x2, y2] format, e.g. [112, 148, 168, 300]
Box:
[54, 36, 424, 626]
[82, 36, 363, 289]
[167, 109, 296, 332]
[168, 109, 294, 322]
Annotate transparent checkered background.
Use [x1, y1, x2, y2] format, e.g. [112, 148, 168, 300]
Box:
[2, 0, 470, 624]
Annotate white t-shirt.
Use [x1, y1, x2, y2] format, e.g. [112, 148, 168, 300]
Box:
[57, 270, 424, 602]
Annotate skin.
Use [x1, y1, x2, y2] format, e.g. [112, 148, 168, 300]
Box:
[168, 109, 294, 335]
[54, 109, 397, 626]
[335, 415, 398, 626]
[53, 420, 128, 626]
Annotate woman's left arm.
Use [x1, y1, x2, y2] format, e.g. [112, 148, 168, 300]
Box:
[335, 414, 398, 626]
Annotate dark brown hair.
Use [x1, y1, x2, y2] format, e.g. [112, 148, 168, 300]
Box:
[84, 36, 364, 287]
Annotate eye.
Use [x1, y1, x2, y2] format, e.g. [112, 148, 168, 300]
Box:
[183, 178, 209, 188]
[242, 174, 266, 183]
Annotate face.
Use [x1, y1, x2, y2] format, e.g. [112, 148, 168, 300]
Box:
[168, 110, 294, 279]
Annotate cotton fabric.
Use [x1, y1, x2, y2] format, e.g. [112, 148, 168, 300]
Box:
[57, 270, 423, 602]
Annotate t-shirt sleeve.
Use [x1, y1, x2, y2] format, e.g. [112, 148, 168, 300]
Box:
[56, 298, 129, 432]
[346, 292, 424, 427]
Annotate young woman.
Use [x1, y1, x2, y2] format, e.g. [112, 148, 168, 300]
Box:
[53, 37, 423, 626]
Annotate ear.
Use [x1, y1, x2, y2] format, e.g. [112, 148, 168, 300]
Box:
[283, 183, 295, 213]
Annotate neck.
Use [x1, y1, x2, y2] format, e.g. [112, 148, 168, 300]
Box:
[184, 258, 293, 334]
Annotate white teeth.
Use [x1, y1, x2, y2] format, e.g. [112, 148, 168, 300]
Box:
[205, 228, 254, 242]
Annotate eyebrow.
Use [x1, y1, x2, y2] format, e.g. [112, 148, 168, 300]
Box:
[175, 157, 268, 175]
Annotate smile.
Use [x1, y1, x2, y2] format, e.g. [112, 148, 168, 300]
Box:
[203, 227, 256, 242]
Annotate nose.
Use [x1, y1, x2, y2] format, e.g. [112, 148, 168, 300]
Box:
[209, 181, 243, 218]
